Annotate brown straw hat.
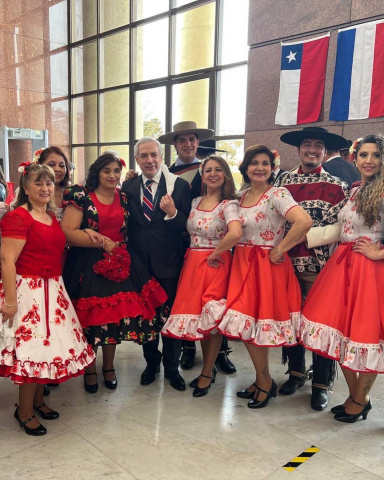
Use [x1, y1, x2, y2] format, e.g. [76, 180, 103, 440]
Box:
[158, 121, 214, 145]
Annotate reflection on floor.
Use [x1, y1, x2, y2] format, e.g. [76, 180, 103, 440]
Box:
[0, 341, 383, 479]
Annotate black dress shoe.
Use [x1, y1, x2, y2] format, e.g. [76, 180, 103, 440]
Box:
[215, 352, 236, 374]
[248, 380, 277, 409]
[165, 371, 186, 391]
[102, 368, 118, 390]
[180, 347, 196, 370]
[237, 382, 257, 399]
[279, 375, 305, 395]
[33, 402, 60, 420]
[193, 373, 214, 398]
[43, 385, 50, 396]
[140, 365, 160, 386]
[190, 365, 217, 388]
[14, 408, 47, 436]
[84, 372, 98, 393]
[330, 396, 352, 414]
[334, 399, 372, 423]
[311, 386, 329, 411]
[47, 383, 59, 387]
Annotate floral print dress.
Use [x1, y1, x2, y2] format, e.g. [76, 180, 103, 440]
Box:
[62, 185, 167, 347]
[162, 198, 240, 340]
[301, 187, 384, 373]
[0, 207, 95, 384]
[217, 186, 303, 346]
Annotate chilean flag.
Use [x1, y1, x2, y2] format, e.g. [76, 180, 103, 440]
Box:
[275, 33, 330, 125]
[330, 20, 384, 121]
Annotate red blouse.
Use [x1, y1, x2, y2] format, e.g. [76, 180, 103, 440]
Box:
[88, 191, 124, 243]
[0, 207, 65, 278]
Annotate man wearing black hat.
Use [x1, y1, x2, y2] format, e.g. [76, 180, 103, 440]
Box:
[276, 126, 349, 411]
[158, 121, 237, 375]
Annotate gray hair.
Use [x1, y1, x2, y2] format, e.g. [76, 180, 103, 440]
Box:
[134, 137, 163, 158]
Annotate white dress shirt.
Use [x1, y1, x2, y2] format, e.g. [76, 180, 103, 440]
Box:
[141, 169, 177, 220]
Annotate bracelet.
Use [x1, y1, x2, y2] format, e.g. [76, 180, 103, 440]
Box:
[4, 302, 17, 307]
[275, 247, 284, 257]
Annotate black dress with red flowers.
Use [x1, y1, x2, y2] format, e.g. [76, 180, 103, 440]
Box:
[62, 185, 167, 346]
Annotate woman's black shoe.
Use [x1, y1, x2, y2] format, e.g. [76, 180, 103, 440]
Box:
[84, 372, 98, 393]
[33, 402, 60, 420]
[43, 385, 50, 396]
[102, 368, 117, 390]
[334, 398, 372, 423]
[189, 365, 217, 388]
[237, 382, 257, 399]
[248, 379, 277, 409]
[14, 407, 47, 436]
[193, 373, 214, 398]
[330, 396, 352, 414]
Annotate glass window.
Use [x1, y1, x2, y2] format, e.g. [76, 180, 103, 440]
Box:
[49, 1, 67, 47]
[100, 31, 130, 89]
[135, 87, 166, 140]
[216, 66, 247, 136]
[100, 89, 129, 143]
[72, 146, 98, 185]
[100, 0, 130, 32]
[50, 51, 68, 97]
[72, 94, 97, 144]
[72, 41, 97, 94]
[173, 3, 215, 75]
[133, 0, 169, 21]
[172, 78, 210, 128]
[218, 0, 249, 64]
[50, 99, 70, 147]
[217, 139, 244, 190]
[71, 0, 97, 42]
[173, 0, 195, 7]
[133, 18, 169, 82]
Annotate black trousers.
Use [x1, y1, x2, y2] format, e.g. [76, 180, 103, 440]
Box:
[142, 275, 181, 374]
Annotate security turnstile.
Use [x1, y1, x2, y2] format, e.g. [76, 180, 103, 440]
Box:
[0, 126, 49, 180]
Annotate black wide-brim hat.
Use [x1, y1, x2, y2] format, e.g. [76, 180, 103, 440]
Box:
[280, 127, 348, 150]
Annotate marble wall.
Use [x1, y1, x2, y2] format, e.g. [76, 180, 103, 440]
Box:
[246, 0, 384, 169]
[0, 0, 69, 182]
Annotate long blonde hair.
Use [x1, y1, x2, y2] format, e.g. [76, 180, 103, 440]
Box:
[355, 134, 384, 226]
[200, 155, 237, 202]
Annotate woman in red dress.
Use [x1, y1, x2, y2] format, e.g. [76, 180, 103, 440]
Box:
[218, 145, 312, 408]
[0, 164, 95, 436]
[300, 134, 384, 423]
[62, 153, 167, 393]
[162, 156, 242, 397]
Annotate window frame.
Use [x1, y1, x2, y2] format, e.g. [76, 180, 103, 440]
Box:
[68, 0, 248, 172]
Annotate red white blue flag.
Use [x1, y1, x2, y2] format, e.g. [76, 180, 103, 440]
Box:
[330, 20, 384, 121]
[275, 33, 330, 125]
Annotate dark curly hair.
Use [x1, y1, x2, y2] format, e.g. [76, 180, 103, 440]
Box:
[85, 153, 122, 192]
[39, 146, 70, 188]
[239, 145, 276, 185]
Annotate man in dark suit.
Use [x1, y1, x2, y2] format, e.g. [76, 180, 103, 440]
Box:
[322, 147, 360, 188]
[121, 137, 191, 391]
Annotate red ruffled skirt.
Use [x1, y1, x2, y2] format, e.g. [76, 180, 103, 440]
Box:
[300, 242, 384, 373]
[217, 244, 301, 346]
[161, 248, 232, 340]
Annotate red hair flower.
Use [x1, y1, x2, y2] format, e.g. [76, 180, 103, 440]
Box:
[18, 161, 32, 176]
[93, 246, 131, 282]
[118, 158, 126, 168]
[349, 137, 363, 161]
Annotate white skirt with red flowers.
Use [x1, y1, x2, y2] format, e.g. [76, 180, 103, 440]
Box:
[0, 275, 95, 385]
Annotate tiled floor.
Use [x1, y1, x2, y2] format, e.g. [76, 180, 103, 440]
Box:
[1, 341, 383, 480]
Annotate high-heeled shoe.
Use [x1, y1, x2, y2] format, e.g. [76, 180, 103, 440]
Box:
[33, 402, 59, 420]
[102, 369, 118, 390]
[14, 407, 47, 436]
[189, 365, 217, 388]
[330, 396, 352, 414]
[334, 398, 372, 423]
[248, 379, 277, 409]
[193, 374, 214, 398]
[84, 372, 98, 393]
[237, 382, 257, 399]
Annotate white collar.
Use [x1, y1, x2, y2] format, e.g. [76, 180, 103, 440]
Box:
[325, 155, 340, 163]
[142, 168, 162, 185]
[175, 157, 200, 167]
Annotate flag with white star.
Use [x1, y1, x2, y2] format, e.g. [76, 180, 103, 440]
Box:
[275, 33, 330, 125]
